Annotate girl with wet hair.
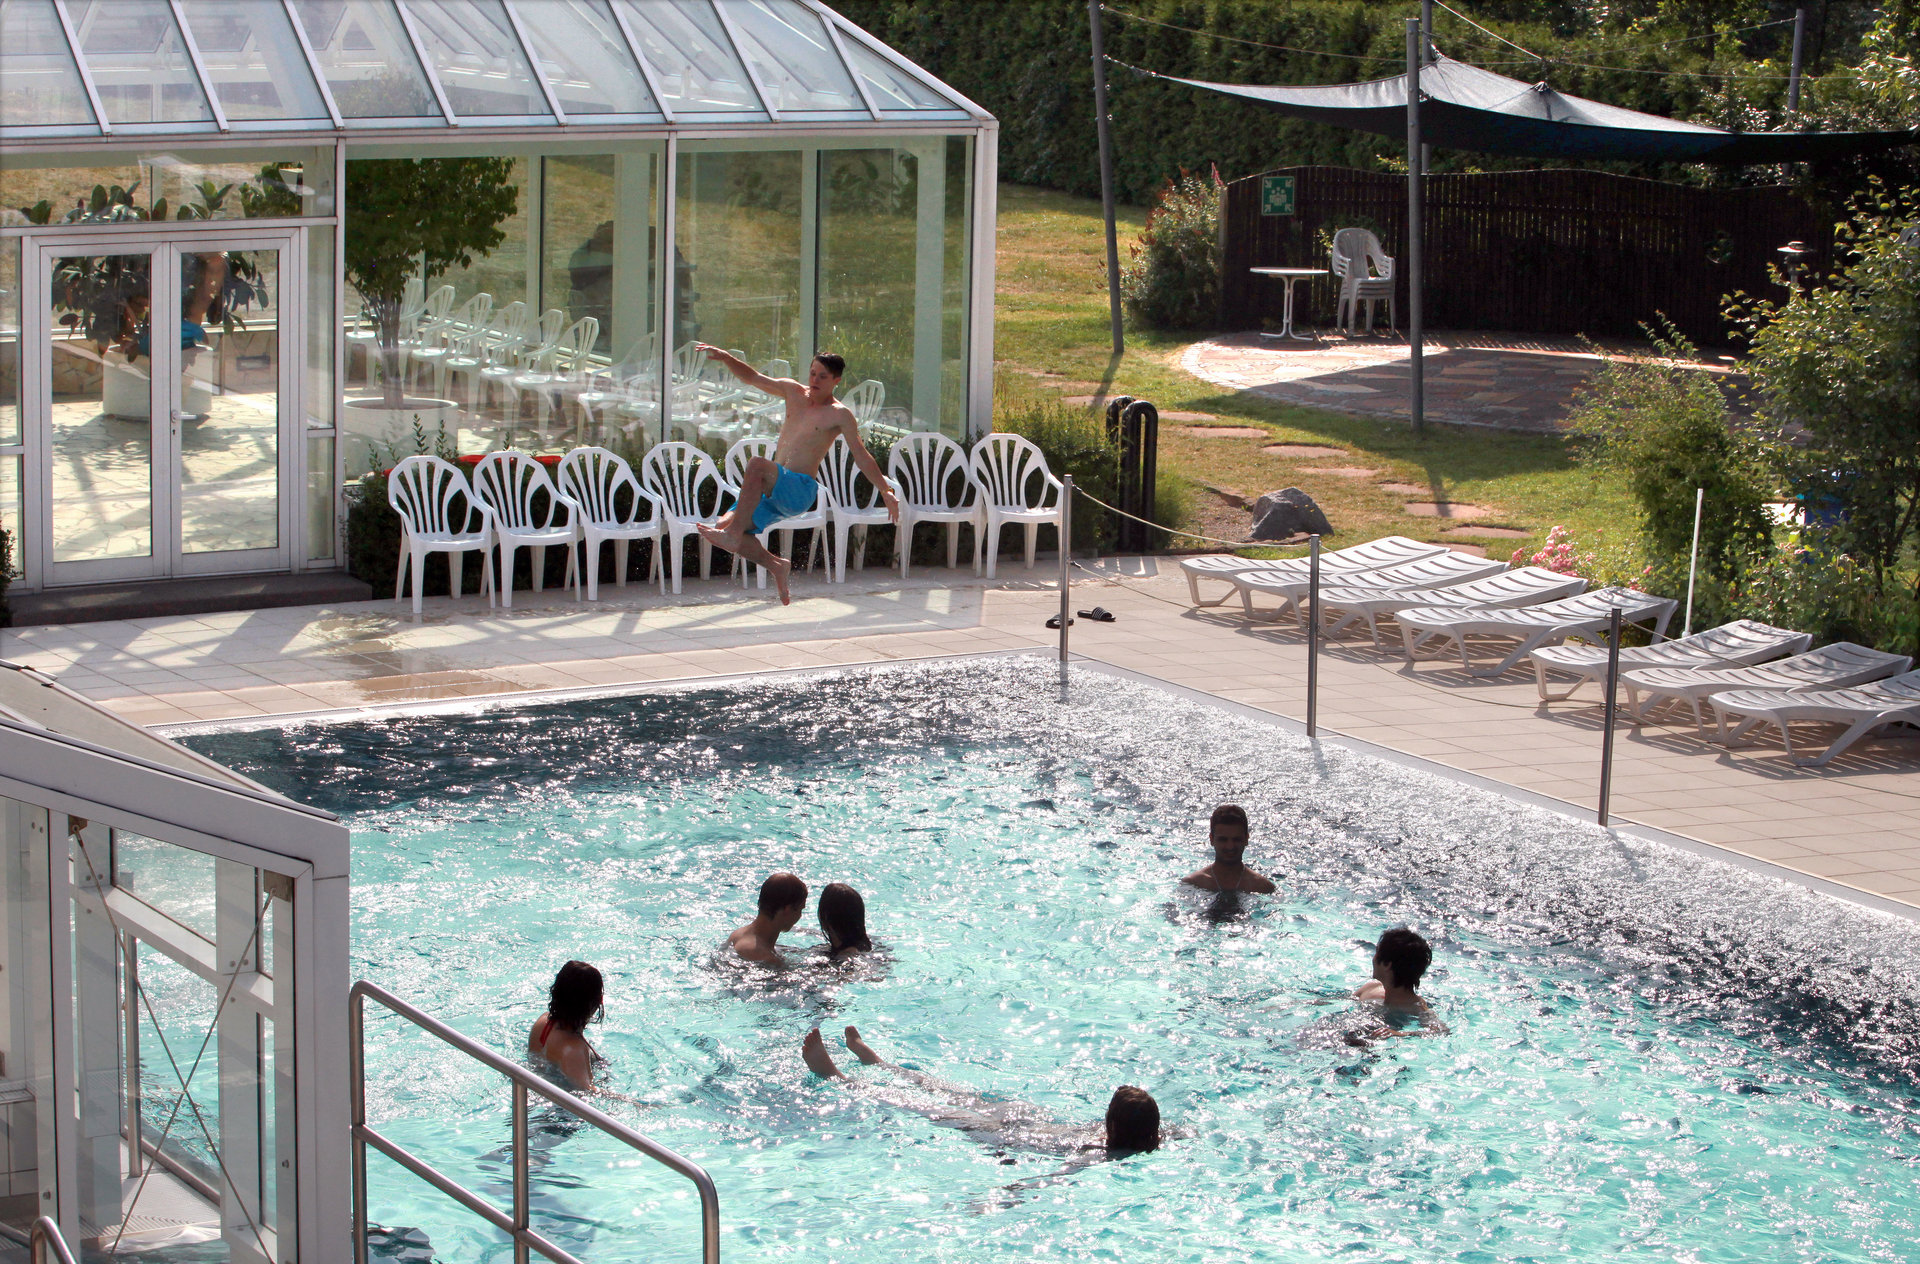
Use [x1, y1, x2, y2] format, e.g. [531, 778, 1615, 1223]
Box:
[528, 960, 604, 1091]
[818, 882, 873, 960]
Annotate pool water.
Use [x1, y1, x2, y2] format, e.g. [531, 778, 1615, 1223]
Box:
[186, 661, 1920, 1263]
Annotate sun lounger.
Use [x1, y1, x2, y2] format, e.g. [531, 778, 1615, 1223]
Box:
[1395, 587, 1678, 676]
[1709, 670, 1920, 766]
[1527, 619, 1811, 702]
[1621, 642, 1913, 729]
[1179, 535, 1445, 609]
[1312, 566, 1588, 647]
[1235, 549, 1507, 625]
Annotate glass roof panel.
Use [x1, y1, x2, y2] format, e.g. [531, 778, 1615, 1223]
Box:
[613, 0, 756, 113]
[405, 0, 550, 119]
[289, 0, 440, 119]
[515, 0, 657, 116]
[0, 0, 98, 130]
[66, 0, 217, 127]
[838, 26, 959, 112]
[723, 0, 859, 113]
[178, 0, 332, 122]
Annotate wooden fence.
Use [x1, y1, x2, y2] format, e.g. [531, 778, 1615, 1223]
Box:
[1219, 167, 1830, 346]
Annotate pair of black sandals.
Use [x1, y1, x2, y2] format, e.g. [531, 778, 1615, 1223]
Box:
[1046, 607, 1116, 630]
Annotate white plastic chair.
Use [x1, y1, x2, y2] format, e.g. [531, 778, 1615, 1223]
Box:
[559, 446, 667, 600]
[347, 276, 422, 377]
[843, 379, 885, 432]
[888, 433, 981, 577]
[398, 284, 456, 375]
[1332, 228, 1395, 334]
[816, 436, 897, 583]
[724, 436, 825, 588]
[468, 451, 581, 608]
[447, 300, 527, 420]
[968, 434, 1064, 579]
[387, 455, 495, 614]
[508, 317, 598, 449]
[413, 292, 491, 398]
[640, 441, 735, 593]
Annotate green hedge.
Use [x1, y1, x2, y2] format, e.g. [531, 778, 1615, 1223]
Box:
[0, 527, 12, 628]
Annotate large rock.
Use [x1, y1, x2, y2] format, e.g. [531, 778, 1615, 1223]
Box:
[1250, 487, 1333, 540]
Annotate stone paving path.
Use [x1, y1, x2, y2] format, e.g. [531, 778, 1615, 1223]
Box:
[1183, 330, 1748, 433]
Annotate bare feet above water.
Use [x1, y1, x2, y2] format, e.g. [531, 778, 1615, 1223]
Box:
[695, 521, 741, 551]
[844, 1025, 883, 1065]
[766, 556, 791, 605]
[803, 1027, 844, 1078]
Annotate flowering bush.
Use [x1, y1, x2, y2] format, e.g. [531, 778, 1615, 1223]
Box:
[1119, 171, 1220, 330]
[1511, 526, 1593, 577]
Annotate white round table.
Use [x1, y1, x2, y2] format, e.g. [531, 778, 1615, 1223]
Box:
[1249, 267, 1328, 341]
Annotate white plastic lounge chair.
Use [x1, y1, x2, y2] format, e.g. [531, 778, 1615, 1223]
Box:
[1178, 535, 1445, 608]
[1236, 549, 1505, 625]
[387, 455, 495, 615]
[469, 451, 581, 608]
[1313, 567, 1587, 646]
[969, 434, 1064, 579]
[640, 442, 734, 594]
[889, 433, 982, 577]
[1528, 619, 1812, 702]
[1622, 642, 1913, 729]
[1396, 587, 1678, 675]
[1709, 670, 1920, 766]
[558, 446, 666, 600]
[725, 437, 826, 589]
[817, 437, 898, 583]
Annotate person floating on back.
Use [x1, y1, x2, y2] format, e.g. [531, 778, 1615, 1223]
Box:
[817, 881, 873, 963]
[728, 872, 809, 964]
[1180, 804, 1276, 893]
[1353, 926, 1446, 1037]
[693, 348, 898, 606]
[528, 960, 604, 1091]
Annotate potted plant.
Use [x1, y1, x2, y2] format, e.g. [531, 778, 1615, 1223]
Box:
[341, 157, 518, 465]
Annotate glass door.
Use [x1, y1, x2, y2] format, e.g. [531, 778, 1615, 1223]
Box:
[32, 231, 299, 586]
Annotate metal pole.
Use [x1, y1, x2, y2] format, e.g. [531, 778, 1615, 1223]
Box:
[1405, 20, 1425, 437]
[1306, 535, 1321, 737]
[512, 1081, 530, 1264]
[1419, 0, 1433, 174]
[1683, 487, 1703, 637]
[1059, 474, 1074, 684]
[123, 934, 141, 1178]
[1787, 8, 1806, 118]
[1089, 0, 1124, 354]
[349, 992, 369, 1264]
[1598, 606, 1622, 827]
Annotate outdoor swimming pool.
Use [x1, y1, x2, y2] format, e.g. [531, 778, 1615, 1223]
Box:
[184, 659, 1920, 1263]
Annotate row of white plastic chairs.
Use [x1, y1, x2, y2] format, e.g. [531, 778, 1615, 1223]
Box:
[387, 432, 1069, 613]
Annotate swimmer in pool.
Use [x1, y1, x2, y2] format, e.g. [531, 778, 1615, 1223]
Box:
[727, 872, 809, 964]
[528, 960, 603, 1091]
[801, 1026, 1162, 1157]
[1351, 926, 1446, 1038]
[817, 882, 873, 963]
[1181, 804, 1276, 894]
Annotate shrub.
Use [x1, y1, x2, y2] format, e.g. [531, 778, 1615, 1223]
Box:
[1119, 172, 1220, 331]
[0, 526, 11, 627]
[993, 398, 1121, 554]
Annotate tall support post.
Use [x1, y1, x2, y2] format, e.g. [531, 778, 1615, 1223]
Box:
[1306, 535, 1321, 738]
[1683, 487, 1703, 638]
[1419, 0, 1433, 174]
[1598, 607, 1622, 827]
[1405, 20, 1426, 436]
[1088, 0, 1124, 355]
[1058, 475, 1074, 684]
[1787, 8, 1807, 118]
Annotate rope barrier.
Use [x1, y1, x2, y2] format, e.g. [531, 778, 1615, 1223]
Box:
[1068, 482, 1288, 553]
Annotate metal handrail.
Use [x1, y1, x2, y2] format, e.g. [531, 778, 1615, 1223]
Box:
[349, 980, 721, 1264]
[30, 1217, 77, 1264]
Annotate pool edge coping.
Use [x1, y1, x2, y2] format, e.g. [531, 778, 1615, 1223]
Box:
[152, 647, 1920, 927]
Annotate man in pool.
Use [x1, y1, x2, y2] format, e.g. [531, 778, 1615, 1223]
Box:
[693, 347, 898, 606]
[1352, 926, 1445, 1036]
[727, 872, 809, 964]
[1181, 804, 1276, 893]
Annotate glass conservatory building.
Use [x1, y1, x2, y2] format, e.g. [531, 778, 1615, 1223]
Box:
[0, 0, 996, 594]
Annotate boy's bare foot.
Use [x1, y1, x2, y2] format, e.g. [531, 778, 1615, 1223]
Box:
[697, 521, 744, 552]
[843, 1025, 883, 1065]
[802, 1027, 843, 1079]
[768, 556, 792, 605]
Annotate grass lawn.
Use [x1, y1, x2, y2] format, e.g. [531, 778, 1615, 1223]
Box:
[992, 183, 1640, 566]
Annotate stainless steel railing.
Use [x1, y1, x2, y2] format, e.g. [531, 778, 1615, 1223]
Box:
[30, 1216, 77, 1264]
[349, 980, 721, 1264]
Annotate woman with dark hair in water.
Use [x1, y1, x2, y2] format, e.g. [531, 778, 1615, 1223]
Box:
[527, 960, 603, 1091]
[817, 882, 872, 961]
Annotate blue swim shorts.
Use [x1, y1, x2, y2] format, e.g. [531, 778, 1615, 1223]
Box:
[751, 464, 818, 533]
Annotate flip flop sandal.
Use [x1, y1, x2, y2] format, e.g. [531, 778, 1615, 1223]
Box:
[1077, 607, 1117, 623]
[1046, 614, 1074, 629]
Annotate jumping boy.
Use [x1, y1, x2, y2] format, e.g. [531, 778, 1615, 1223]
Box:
[1180, 804, 1276, 893]
[693, 347, 899, 605]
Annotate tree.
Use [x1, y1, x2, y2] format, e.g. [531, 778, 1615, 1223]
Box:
[344, 157, 519, 408]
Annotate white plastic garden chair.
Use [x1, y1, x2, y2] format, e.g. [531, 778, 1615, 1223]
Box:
[640, 441, 735, 593]
[1332, 228, 1395, 333]
[1709, 670, 1920, 766]
[1621, 643, 1913, 730]
[468, 450, 581, 608]
[507, 317, 598, 449]
[1312, 566, 1588, 647]
[559, 446, 666, 600]
[843, 379, 885, 432]
[969, 433, 1064, 579]
[1235, 548, 1504, 625]
[347, 276, 422, 377]
[888, 433, 982, 577]
[724, 437, 825, 588]
[1528, 619, 1811, 703]
[397, 284, 456, 374]
[386, 454, 495, 615]
[411, 292, 490, 397]
[447, 300, 527, 421]
[1394, 587, 1678, 675]
[817, 436, 898, 583]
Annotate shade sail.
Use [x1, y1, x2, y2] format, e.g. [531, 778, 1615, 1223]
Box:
[1126, 54, 1916, 164]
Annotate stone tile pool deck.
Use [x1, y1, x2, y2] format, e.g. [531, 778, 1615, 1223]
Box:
[5, 557, 1916, 912]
